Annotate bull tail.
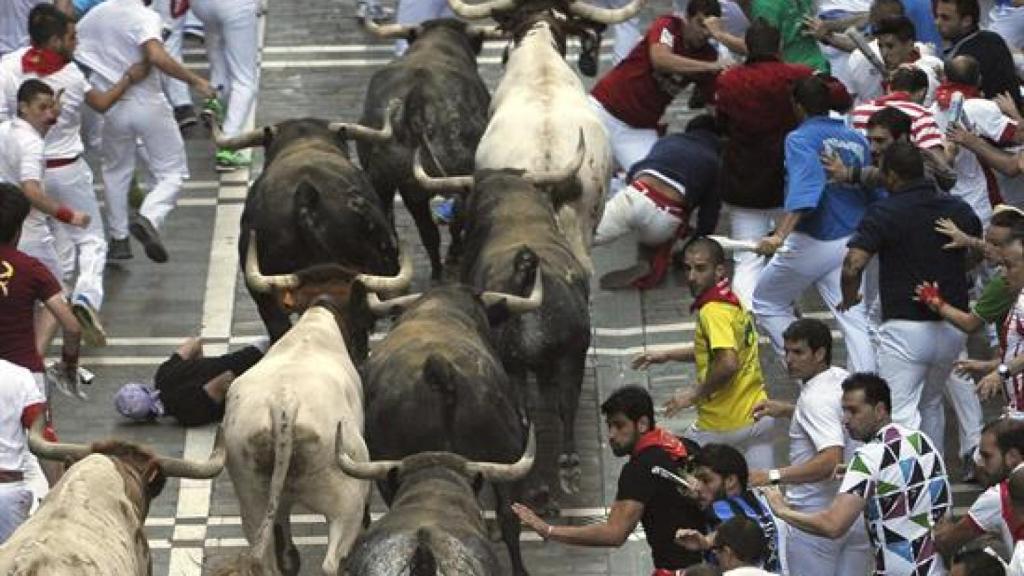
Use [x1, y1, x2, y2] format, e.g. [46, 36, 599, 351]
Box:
[294, 180, 336, 262]
[555, 205, 594, 275]
[423, 353, 457, 452]
[250, 392, 298, 570]
[410, 528, 438, 576]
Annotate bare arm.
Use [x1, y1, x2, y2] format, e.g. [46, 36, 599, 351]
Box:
[934, 517, 985, 556]
[663, 348, 739, 416]
[42, 293, 81, 370]
[754, 211, 803, 255]
[765, 490, 864, 539]
[705, 17, 747, 55]
[840, 247, 872, 311]
[649, 43, 723, 75]
[20, 180, 89, 227]
[778, 445, 843, 484]
[512, 499, 644, 547]
[948, 124, 1022, 176]
[141, 39, 215, 99]
[85, 63, 149, 113]
[632, 345, 696, 370]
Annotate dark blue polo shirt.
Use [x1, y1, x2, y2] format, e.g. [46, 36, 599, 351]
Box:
[848, 179, 981, 322]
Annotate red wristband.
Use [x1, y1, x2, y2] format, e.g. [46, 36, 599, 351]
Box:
[55, 206, 74, 224]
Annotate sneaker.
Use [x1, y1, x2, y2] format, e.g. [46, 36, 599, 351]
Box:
[107, 237, 133, 260]
[356, 2, 394, 22]
[174, 105, 198, 129]
[71, 296, 108, 347]
[431, 196, 456, 225]
[129, 213, 169, 263]
[216, 149, 251, 172]
[45, 362, 89, 400]
[203, 97, 225, 124]
[577, 31, 599, 77]
[962, 450, 978, 483]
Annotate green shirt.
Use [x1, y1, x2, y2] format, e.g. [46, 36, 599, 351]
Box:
[751, 0, 829, 72]
[973, 275, 1014, 326]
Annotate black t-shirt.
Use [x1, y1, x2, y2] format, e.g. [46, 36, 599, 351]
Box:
[616, 446, 707, 569]
[848, 179, 982, 322]
[947, 30, 1023, 107]
[154, 346, 264, 426]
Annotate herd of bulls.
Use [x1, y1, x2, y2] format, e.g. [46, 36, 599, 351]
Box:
[0, 0, 650, 574]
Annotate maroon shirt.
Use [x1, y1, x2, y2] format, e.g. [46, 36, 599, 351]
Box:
[591, 15, 718, 129]
[0, 244, 62, 372]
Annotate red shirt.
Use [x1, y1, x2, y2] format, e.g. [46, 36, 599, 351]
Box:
[0, 244, 62, 372]
[714, 58, 814, 209]
[591, 15, 718, 129]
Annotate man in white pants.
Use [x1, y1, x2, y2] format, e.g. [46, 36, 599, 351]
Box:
[842, 141, 981, 455]
[76, 0, 215, 263]
[752, 75, 877, 373]
[0, 5, 146, 346]
[746, 319, 872, 576]
[153, 0, 198, 128]
[190, 0, 259, 170]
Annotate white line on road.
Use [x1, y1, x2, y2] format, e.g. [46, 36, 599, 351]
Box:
[185, 54, 612, 71]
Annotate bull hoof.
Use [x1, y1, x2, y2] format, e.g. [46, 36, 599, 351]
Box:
[558, 453, 582, 495]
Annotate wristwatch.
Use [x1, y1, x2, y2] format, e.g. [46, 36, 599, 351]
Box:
[999, 363, 1011, 380]
[768, 469, 782, 485]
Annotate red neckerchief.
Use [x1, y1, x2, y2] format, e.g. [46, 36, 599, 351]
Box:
[21, 47, 66, 77]
[633, 427, 687, 460]
[935, 82, 982, 110]
[690, 277, 741, 313]
[171, 0, 190, 18]
[999, 481, 1024, 542]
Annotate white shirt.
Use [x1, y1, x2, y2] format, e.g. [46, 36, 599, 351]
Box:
[725, 568, 778, 576]
[817, 0, 871, 16]
[967, 481, 1021, 555]
[1011, 541, 1024, 576]
[0, 359, 45, 471]
[0, 117, 44, 185]
[933, 97, 1017, 224]
[0, 48, 93, 159]
[786, 366, 854, 511]
[844, 40, 942, 106]
[0, 0, 47, 56]
[75, 0, 162, 99]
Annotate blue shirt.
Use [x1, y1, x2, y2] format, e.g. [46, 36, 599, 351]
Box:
[785, 116, 876, 241]
[900, 0, 943, 49]
[710, 492, 782, 572]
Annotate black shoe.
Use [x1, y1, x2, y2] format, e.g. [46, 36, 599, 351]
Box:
[107, 237, 133, 260]
[577, 32, 600, 77]
[962, 451, 978, 483]
[129, 214, 169, 263]
[174, 105, 198, 129]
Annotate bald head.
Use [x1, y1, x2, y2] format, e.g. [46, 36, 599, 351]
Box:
[945, 55, 981, 86]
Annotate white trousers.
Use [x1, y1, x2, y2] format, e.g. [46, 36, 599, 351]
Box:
[44, 160, 106, 309]
[726, 204, 783, 310]
[785, 516, 872, 576]
[990, 6, 1024, 51]
[190, 0, 259, 138]
[878, 320, 966, 456]
[153, 0, 192, 109]
[393, 0, 452, 55]
[947, 361, 983, 457]
[22, 373, 48, 512]
[588, 96, 658, 173]
[100, 95, 186, 239]
[593, 184, 682, 246]
[0, 482, 31, 544]
[593, 0, 642, 63]
[17, 210, 62, 284]
[683, 416, 777, 470]
[752, 232, 877, 373]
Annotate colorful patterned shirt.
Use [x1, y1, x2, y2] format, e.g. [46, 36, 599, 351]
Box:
[839, 423, 951, 575]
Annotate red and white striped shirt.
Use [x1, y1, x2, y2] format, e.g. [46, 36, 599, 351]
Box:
[850, 92, 945, 150]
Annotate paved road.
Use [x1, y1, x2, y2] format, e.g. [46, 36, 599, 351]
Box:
[47, 1, 998, 574]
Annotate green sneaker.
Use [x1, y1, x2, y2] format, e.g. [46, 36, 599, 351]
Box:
[203, 97, 225, 123]
[128, 174, 146, 210]
[216, 149, 251, 172]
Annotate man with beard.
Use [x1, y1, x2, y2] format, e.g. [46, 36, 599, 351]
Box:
[511, 385, 708, 575]
[632, 237, 773, 469]
[765, 373, 952, 575]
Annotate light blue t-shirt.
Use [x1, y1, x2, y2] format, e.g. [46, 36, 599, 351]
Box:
[784, 116, 878, 241]
[73, 0, 107, 18]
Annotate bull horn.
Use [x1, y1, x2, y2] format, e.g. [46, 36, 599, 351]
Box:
[567, 0, 646, 24]
[156, 426, 227, 479]
[328, 99, 400, 143]
[202, 110, 271, 150]
[28, 416, 93, 462]
[468, 24, 509, 40]
[412, 147, 475, 192]
[334, 421, 401, 480]
[244, 230, 300, 294]
[523, 130, 585, 187]
[479, 267, 543, 313]
[366, 291, 422, 316]
[362, 18, 420, 39]
[355, 241, 414, 292]
[446, 0, 517, 19]
[464, 424, 536, 483]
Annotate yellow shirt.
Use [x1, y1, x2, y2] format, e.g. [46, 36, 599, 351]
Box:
[694, 301, 767, 432]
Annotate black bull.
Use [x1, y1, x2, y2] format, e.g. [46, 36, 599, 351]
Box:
[227, 119, 401, 351]
[363, 284, 538, 575]
[461, 170, 592, 502]
[357, 19, 491, 280]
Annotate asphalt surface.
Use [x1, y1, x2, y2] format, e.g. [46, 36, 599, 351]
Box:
[45, 0, 1001, 574]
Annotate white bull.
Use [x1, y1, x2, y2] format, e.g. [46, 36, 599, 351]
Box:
[0, 421, 225, 575]
[449, 0, 644, 273]
[221, 233, 412, 576]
